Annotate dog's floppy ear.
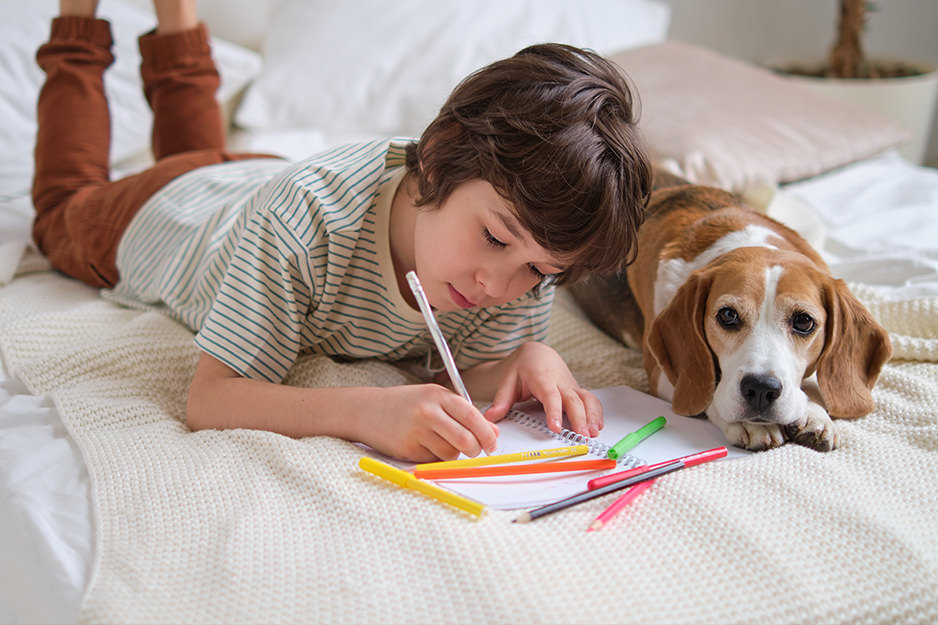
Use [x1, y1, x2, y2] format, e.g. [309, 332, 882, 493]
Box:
[646, 270, 716, 416]
[816, 279, 892, 418]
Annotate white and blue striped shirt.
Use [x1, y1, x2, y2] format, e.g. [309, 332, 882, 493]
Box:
[106, 139, 554, 383]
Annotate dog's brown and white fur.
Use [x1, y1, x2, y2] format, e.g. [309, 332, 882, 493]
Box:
[570, 183, 892, 452]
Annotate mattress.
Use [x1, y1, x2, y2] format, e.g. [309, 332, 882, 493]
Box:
[2, 146, 938, 623]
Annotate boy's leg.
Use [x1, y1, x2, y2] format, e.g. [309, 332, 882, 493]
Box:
[32, 16, 113, 216]
[31, 15, 128, 287]
[139, 21, 226, 159]
[32, 14, 278, 288]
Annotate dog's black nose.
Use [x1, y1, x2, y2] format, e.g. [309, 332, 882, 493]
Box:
[740, 374, 782, 411]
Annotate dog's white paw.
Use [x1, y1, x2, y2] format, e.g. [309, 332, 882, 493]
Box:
[784, 403, 838, 452]
[723, 422, 787, 451]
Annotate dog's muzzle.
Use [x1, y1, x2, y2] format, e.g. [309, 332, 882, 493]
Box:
[740, 373, 782, 419]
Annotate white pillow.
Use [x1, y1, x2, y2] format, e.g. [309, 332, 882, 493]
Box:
[119, 0, 275, 52]
[609, 41, 911, 192]
[234, 0, 671, 137]
[0, 0, 262, 195]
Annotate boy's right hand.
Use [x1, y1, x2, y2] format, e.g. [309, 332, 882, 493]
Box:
[186, 354, 496, 463]
[357, 384, 499, 463]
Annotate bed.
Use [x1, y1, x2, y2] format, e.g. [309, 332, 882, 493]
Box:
[2, 1, 938, 623]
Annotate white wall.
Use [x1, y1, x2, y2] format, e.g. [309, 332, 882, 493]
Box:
[664, 0, 938, 167]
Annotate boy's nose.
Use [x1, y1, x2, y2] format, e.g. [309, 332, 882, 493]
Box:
[477, 267, 511, 300]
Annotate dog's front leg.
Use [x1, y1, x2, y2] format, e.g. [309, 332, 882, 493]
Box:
[705, 406, 788, 451]
[779, 377, 839, 451]
[783, 399, 839, 452]
[708, 397, 838, 452]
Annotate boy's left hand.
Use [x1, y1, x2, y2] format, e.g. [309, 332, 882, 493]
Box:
[480, 342, 603, 438]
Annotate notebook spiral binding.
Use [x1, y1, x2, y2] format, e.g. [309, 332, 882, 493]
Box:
[504, 409, 642, 468]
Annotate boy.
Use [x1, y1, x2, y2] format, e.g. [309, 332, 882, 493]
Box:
[33, 0, 652, 462]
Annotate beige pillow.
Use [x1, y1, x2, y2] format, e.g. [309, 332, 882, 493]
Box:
[610, 41, 910, 192]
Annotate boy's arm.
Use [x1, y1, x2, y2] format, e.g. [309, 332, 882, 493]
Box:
[186, 352, 498, 462]
[454, 342, 603, 439]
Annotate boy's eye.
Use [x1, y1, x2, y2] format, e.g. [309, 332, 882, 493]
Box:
[482, 227, 506, 249]
[482, 227, 547, 281]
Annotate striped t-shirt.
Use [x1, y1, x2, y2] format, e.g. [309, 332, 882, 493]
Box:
[106, 139, 554, 384]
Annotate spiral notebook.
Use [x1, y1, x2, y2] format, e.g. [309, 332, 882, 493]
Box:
[373, 385, 750, 510]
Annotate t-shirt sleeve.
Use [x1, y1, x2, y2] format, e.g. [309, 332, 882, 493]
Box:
[194, 205, 318, 383]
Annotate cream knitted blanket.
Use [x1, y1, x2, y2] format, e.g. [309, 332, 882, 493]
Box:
[1, 268, 937, 625]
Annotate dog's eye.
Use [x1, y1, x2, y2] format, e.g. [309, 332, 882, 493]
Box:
[791, 312, 816, 335]
[716, 307, 741, 329]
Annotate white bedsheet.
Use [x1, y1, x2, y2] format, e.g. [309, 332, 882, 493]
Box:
[0, 375, 91, 625]
[0, 193, 92, 624]
[785, 149, 938, 300]
[1, 147, 937, 623]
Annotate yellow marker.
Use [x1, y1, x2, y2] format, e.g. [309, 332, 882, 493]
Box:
[415, 445, 590, 471]
[359, 457, 487, 518]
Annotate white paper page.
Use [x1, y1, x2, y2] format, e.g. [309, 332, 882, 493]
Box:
[369, 385, 749, 510]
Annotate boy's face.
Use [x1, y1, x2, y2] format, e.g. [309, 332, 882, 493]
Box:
[412, 179, 564, 312]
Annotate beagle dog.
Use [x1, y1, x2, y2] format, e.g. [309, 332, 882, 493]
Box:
[569, 183, 892, 452]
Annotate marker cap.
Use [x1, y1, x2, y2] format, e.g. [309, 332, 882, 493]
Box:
[681, 447, 727, 466]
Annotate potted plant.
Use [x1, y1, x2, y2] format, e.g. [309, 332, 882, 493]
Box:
[777, 0, 938, 164]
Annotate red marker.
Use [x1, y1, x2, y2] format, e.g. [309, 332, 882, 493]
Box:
[587, 447, 728, 490]
[513, 447, 728, 524]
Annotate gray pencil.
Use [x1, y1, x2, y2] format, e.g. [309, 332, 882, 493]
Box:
[513, 459, 686, 523]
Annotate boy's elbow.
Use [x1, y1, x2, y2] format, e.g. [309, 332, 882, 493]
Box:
[185, 389, 215, 431]
[185, 364, 227, 431]
[186, 352, 241, 431]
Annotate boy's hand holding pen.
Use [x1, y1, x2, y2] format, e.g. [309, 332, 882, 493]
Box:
[407, 271, 498, 456]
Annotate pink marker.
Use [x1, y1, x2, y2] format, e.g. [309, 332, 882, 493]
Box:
[587, 479, 656, 532]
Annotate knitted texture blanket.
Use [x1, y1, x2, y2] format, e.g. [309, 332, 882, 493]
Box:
[1, 269, 937, 624]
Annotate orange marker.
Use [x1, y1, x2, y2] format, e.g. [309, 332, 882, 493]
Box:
[414, 458, 616, 480]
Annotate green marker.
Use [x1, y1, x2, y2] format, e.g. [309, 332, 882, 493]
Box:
[608, 416, 667, 459]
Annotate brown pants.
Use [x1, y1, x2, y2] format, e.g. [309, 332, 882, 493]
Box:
[32, 16, 278, 288]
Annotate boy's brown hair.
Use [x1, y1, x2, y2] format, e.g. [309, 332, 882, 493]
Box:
[405, 42, 652, 286]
